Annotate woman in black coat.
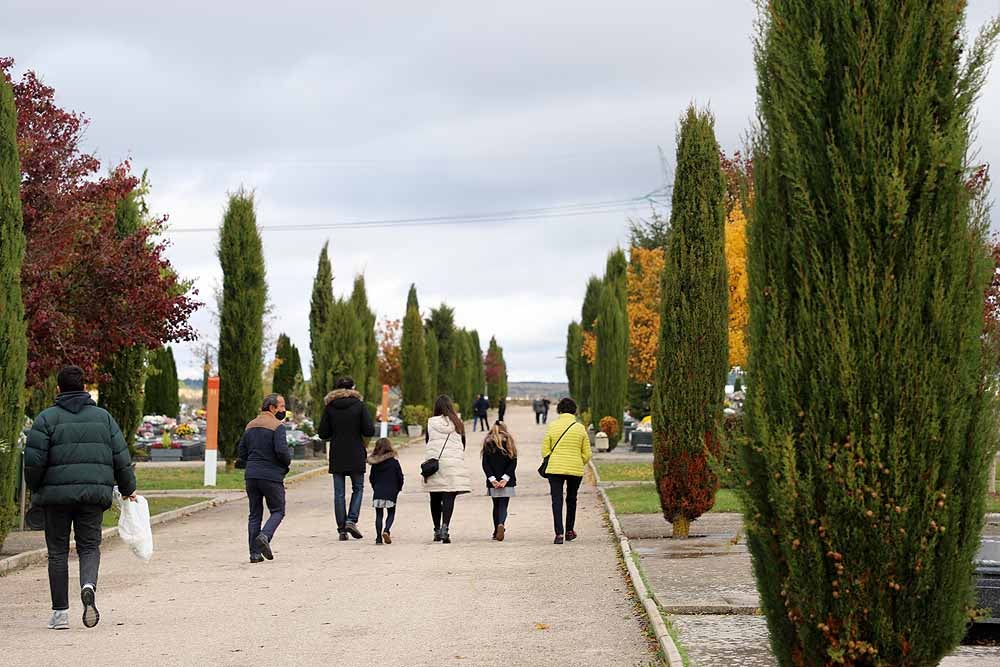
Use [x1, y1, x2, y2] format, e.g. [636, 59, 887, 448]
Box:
[368, 438, 404, 544]
[481, 422, 517, 541]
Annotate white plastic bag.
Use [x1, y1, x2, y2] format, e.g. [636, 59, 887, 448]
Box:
[115, 490, 154, 561]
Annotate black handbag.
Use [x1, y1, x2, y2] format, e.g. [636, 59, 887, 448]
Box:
[538, 422, 578, 479]
[421, 433, 451, 479]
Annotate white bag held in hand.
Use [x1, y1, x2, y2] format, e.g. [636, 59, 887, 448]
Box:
[115, 490, 154, 561]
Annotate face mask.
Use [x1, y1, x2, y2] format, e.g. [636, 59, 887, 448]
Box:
[274, 410, 287, 421]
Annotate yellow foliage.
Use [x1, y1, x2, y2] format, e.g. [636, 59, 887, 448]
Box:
[581, 330, 597, 364]
[627, 246, 665, 384]
[726, 203, 749, 368]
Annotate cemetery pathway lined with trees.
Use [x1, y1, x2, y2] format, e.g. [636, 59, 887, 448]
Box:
[0, 407, 656, 666]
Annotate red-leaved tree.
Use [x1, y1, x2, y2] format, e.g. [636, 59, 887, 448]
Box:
[1, 58, 199, 388]
[376, 318, 402, 387]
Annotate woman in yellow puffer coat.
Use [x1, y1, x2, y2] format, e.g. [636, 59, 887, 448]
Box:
[541, 397, 591, 544]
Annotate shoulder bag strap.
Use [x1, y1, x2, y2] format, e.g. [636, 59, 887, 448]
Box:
[436, 433, 451, 459]
[549, 422, 577, 457]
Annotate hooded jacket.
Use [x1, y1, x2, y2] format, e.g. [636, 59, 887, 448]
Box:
[422, 415, 471, 494]
[24, 391, 136, 508]
[318, 389, 376, 474]
[237, 411, 291, 482]
[367, 451, 405, 502]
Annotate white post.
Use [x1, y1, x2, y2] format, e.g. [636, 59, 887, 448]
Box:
[379, 383, 389, 438]
[204, 377, 220, 487]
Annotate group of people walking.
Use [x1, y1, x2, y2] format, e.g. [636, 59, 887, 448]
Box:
[242, 381, 593, 558]
[21, 364, 590, 628]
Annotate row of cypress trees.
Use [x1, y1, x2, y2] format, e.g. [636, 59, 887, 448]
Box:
[142, 346, 181, 420]
[400, 283, 500, 421]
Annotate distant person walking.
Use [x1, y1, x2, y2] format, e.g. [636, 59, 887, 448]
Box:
[368, 438, 404, 545]
[541, 398, 591, 544]
[472, 393, 490, 432]
[532, 397, 545, 424]
[481, 422, 517, 541]
[24, 365, 137, 630]
[422, 395, 471, 543]
[236, 393, 291, 563]
[319, 377, 376, 541]
[542, 398, 551, 424]
[498, 397, 507, 423]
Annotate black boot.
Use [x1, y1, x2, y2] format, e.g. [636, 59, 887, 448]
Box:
[433, 526, 442, 542]
[440, 523, 451, 544]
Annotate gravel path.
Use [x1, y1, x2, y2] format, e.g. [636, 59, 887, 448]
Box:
[0, 406, 655, 666]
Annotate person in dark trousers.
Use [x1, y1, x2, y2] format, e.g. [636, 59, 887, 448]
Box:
[532, 397, 545, 424]
[236, 393, 291, 562]
[24, 365, 137, 631]
[498, 398, 507, 423]
[472, 393, 490, 432]
[481, 422, 517, 541]
[542, 398, 551, 424]
[367, 438, 404, 545]
[422, 395, 471, 543]
[318, 376, 376, 540]
[541, 397, 592, 544]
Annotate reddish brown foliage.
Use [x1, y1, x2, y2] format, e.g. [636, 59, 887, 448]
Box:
[485, 345, 504, 384]
[376, 318, 402, 387]
[655, 431, 720, 525]
[2, 58, 198, 387]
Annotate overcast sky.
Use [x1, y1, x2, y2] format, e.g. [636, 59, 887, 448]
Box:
[4, 1, 999, 383]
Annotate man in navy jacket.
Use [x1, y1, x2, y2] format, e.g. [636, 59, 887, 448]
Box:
[237, 394, 291, 562]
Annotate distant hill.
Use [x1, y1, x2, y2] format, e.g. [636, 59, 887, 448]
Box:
[181, 378, 203, 390]
[506, 382, 569, 400]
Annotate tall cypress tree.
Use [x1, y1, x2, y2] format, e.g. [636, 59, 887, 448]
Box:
[427, 305, 456, 396]
[217, 191, 266, 469]
[0, 75, 28, 546]
[272, 333, 295, 399]
[470, 330, 485, 400]
[327, 297, 364, 387]
[591, 250, 629, 448]
[143, 348, 171, 417]
[486, 336, 503, 408]
[566, 321, 582, 399]
[741, 4, 999, 663]
[498, 343, 508, 404]
[452, 329, 472, 415]
[350, 275, 378, 400]
[164, 346, 180, 419]
[287, 343, 303, 411]
[652, 106, 727, 540]
[201, 349, 211, 409]
[401, 285, 431, 410]
[578, 276, 602, 411]
[309, 243, 334, 424]
[425, 327, 440, 398]
[99, 190, 146, 454]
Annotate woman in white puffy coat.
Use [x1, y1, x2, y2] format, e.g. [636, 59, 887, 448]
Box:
[423, 395, 470, 543]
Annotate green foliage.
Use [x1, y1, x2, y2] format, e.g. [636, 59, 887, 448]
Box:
[592, 250, 629, 449]
[427, 304, 456, 396]
[402, 404, 430, 427]
[99, 189, 147, 455]
[271, 333, 296, 400]
[217, 191, 266, 467]
[327, 297, 364, 387]
[566, 321, 582, 400]
[578, 275, 602, 411]
[627, 378, 653, 420]
[401, 286, 431, 408]
[605, 485, 742, 515]
[0, 76, 27, 545]
[308, 243, 334, 424]
[653, 106, 727, 538]
[742, 5, 1000, 663]
[425, 325, 440, 397]
[470, 330, 485, 403]
[350, 274, 379, 400]
[628, 207, 671, 250]
[143, 347, 179, 418]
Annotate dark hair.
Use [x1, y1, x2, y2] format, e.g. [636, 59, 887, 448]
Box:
[557, 397, 577, 415]
[372, 437, 396, 458]
[262, 393, 283, 411]
[57, 366, 85, 393]
[335, 376, 355, 390]
[433, 394, 465, 435]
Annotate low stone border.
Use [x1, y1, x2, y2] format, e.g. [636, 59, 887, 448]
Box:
[0, 464, 328, 577]
[590, 460, 685, 666]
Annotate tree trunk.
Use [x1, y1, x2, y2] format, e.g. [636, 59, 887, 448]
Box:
[672, 516, 690, 539]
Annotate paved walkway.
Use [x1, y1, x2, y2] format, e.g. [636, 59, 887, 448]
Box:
[0, 407, 655, 666]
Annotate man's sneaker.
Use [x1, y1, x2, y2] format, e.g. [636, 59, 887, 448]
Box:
[345, 522, 363, 539]
[495, 524, 505, 542]
[81, 585, 100, 628]
[382, 531, 392, 545]
[339, 532, 349, 541]
[250, 553, 265, 563]
[47, 610, 69, 630]
[254, 533, 273, 560]
[553, 534, 565, 545]
[566, 530, 578, 542]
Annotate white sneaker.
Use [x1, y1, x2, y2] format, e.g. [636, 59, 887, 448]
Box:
[47, 610, 69, 630]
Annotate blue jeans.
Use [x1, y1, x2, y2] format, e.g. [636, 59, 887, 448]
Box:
[332, 473, 364, 531]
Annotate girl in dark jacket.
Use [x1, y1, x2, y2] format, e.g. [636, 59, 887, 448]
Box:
[367, 438, 404, 545]
[481, 422, 517, 541]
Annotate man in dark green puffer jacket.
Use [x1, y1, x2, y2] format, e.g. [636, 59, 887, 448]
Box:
[24, 366, 137, 631]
